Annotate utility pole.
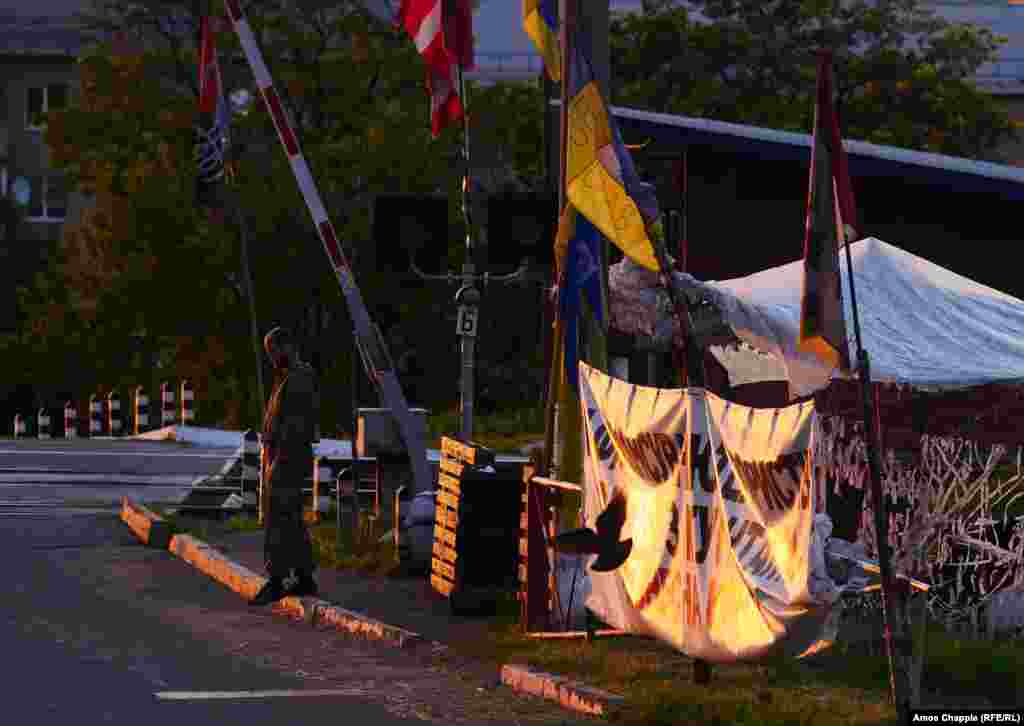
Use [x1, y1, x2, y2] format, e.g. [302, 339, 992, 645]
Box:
[409, 230, 532, 440]
[545, 0, 611, 481]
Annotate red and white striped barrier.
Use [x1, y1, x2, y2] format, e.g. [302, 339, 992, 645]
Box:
[89, 394, 103, 436]
[180, 379, 194, 425]
[107, 390, 122, 437]
[220, 0, 432, 495]
[37, 408, 51, 439]
[161, 382, 175, 428]
[64, 401, 78, 439]
[13, 413, 25, 438]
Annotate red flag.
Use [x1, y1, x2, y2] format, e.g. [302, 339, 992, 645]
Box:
[398, 0, 465, 137]
[798, 50, 854, 371]
[444, 0, 474, 70]
[195, 15, 230, 218]
[197, 16, 222, 114]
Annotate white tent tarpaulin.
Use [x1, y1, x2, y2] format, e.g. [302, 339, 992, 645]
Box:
[579, 362, 844, 662]
[686, 237, 1024, 397]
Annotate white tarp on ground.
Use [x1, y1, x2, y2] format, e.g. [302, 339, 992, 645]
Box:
[134, 426, 530, 464]
[688, 237, 1024, 397]
[579, 362, 842, 662]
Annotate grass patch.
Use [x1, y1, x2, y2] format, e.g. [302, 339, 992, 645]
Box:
[309, 515, 401, 577]
[427, 406, 544, 454]
[456, 609, 893, 725]
[451, 600, 1023, 725]
[919, 624, 1024, 701]
[149, 507, 262, 540]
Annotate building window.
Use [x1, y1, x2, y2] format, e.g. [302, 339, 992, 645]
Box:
[25, 83, 68, 131]
[25, 175, 67, 222]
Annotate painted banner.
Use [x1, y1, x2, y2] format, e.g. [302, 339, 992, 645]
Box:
[579, 361, 839, 663]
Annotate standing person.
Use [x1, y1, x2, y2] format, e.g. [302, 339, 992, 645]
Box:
[251, 326, 320, 606]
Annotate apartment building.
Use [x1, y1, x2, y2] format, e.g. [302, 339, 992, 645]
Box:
[0, 13, 89, 333]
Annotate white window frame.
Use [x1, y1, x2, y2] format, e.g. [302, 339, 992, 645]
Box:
[25, 83, 68, 132]
[24, 175, 67, 223]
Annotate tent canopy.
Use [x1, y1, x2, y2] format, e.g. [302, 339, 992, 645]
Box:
[679, 238, 1024, 397]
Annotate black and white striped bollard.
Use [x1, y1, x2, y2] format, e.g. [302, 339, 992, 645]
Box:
[180, 379, 194, 426]
[36, 408, 50, 439]
[161, 382, 175, 428]
[107, 390, 122, 437]
[134, 386, 149, 435]
[89, 394, 103, 436]
[64, 401, 77, 439]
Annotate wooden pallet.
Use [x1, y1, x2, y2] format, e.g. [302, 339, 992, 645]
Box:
[431, 436, 497, 606]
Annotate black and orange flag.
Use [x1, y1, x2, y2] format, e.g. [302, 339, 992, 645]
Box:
[799, 50, 857, 371]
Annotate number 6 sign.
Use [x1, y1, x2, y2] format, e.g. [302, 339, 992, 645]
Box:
[456, 305, 478, 337]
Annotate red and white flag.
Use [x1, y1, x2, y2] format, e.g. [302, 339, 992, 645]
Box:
[198, 16, 225, 115]
[798, 50, 856, 372]
[444, 0, 474, 70]
[195, 15, 231, 217]
[398, 0, 473, 137]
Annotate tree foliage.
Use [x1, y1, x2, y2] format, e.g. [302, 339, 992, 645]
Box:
[610, 0, 1016, 158]
[17, 0, 480, 429]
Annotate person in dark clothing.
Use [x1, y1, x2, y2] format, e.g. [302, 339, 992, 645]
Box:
[250, 327, 320, 606]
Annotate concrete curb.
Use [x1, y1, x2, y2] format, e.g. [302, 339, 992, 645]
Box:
[168, 533, 422, 647]
[120, 497, 423, 648]
[500, 663, 626, 717]
[121, 498, 623, 717]
[120, 497, 172, 549]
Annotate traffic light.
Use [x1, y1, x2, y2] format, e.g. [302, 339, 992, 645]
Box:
[486, 192, 558, 269]
[372, 194, 450, 274]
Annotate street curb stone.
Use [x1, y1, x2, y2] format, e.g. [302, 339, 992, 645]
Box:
[500, 663, 626, 717]
[120, 497, 423, 648]
[166, 533, 423, 647]
[120, 497, 172, 549]
[121, 498, 622, 717]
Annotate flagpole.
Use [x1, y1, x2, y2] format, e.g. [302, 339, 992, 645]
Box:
[453, 5, 478, 441]
[540, 0, 575, 478]
[651, 233, 706, 390]
[229, 186, 266, 419]
[195, 0, 265, 421]
[833, 77, 912, 720]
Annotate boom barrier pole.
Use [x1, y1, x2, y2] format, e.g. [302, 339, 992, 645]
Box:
[221, 0, 431, 494]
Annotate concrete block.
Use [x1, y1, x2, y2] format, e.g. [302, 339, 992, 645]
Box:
[120, 497, 172, 549]
[500, 663, 625, 717]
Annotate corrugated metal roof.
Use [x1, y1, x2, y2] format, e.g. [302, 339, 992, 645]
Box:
[551, 99, 1024, 200]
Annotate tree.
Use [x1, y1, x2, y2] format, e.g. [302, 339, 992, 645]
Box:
[610, 0, 1016, 159]
[20, 0, 495, 431]
[468, 79, 547, 192]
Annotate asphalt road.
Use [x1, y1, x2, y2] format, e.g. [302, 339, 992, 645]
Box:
[1, 511, 425, 725]
[0, 438, 590, 725]
[0, 438, 238, 508]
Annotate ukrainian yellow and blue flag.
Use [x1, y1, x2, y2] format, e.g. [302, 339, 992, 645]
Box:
[555, 202, 605, 392]
[522, 0, 561, 82]
[565, 26, 660, 271]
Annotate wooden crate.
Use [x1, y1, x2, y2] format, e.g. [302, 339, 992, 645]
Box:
[431, 436, 521, 612]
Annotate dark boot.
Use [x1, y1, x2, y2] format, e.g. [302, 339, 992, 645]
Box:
[288, 571, 318, 597]
[249, 576, 287, 606]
